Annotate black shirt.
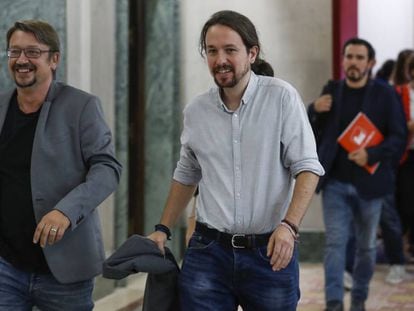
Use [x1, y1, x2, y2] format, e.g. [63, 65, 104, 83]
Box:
[0, 93, 49, 273]
[330, 83, 368, 183]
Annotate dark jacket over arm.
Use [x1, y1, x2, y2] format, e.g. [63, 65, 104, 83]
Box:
[102, 235, 180, 311]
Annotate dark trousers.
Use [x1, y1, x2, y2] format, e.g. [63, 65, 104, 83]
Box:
[380, 194, 405, 264]
[396, 151, 414, 250]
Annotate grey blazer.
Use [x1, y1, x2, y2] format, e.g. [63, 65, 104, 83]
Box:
[0, 81, 122, 284]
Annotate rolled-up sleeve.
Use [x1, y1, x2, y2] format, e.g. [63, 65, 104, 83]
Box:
[173, 110, 202, 185]
[280, 87, 325, 178]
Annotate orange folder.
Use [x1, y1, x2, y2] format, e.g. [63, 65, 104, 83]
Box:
[337, 112, 384, 174]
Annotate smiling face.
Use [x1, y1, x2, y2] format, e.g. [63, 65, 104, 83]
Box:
[205, 24, 257, 89]
[7, 30, 59, 90]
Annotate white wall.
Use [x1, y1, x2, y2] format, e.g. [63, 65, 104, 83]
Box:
[359, 0, 414, 74]
[67, 0, 92, 92]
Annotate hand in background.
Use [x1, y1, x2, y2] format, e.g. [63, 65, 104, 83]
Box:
[313, 94, 332, 113]
[348, 148, 368, 167]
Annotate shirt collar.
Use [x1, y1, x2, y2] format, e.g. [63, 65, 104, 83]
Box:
[213, 71, 259, 111]
[241, 71, 258, 105]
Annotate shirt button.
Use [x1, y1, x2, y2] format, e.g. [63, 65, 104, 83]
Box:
[234, 140, 238, 143]
[234, 113, 238, 118]
[236, 192, 240, 197]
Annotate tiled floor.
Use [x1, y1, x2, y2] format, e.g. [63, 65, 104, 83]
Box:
[298, 263, 414, 311]
[95, 263, 414, 311]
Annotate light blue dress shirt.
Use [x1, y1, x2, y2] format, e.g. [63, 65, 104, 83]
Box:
[174, 72, 324, 234]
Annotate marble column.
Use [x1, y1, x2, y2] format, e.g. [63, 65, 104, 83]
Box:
[143, 0, 182, 255]
[114, 0, 129, 253]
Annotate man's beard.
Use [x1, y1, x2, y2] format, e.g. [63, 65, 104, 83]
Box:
[13, 63, 37, 88]
[15, 78, 36, 88]
[345, 66, 369, 82]
[213, 63, 250, 88]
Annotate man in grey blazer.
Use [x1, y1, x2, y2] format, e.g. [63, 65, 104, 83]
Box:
[0, 20, 122, 310]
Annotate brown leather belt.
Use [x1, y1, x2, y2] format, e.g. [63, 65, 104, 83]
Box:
[195, 221, 272, 249]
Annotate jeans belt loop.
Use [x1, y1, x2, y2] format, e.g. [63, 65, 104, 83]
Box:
[231, 234, 246, 248]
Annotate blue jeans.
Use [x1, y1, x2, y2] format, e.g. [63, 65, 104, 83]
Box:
[179, 232, 300, 311]
[0, 256, 94, 311]
[345, 193, 405, 272]
[322, 179, 382, 303]
[345, 227, 356, 273]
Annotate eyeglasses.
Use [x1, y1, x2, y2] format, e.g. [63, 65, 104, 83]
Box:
[6, 48, 56, 59]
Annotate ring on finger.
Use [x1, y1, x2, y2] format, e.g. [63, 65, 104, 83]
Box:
[50, 227, 58, 233]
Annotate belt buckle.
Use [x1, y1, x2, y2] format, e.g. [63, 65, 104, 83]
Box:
[231, 234, 246, 249]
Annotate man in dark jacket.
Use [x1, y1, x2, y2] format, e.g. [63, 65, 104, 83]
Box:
[308, 38, 407, 311]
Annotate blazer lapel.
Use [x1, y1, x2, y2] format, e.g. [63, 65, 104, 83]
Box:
[332, 80, 345, 137]
[0, 89, 15, 133]
[36, 81, 62, 133]
[361, 80, 374, 113]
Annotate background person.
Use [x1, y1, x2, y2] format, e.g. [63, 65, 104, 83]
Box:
[308, 38, 407, 311]
[345, 57, 410, 286]
[394, 51, 414, 263]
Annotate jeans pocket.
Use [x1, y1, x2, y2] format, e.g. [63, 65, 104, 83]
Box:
[187, 232, 215, 250]
[257, 246, 271, 262]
